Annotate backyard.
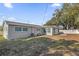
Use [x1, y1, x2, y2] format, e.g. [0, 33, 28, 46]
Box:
[46, 34, 79, 41]
[0, 35, 79, 56]
[0, 3, 79, 56]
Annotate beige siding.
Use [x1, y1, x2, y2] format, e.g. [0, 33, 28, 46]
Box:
[3, 21, 44, 39]
[8, 26, 32, 39]
[7, 25, 43, 39]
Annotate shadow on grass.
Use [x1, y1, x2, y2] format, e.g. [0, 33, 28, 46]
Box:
[0, 37, 79, 56]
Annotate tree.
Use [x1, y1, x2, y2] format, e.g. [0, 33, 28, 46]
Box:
[45, 3, 79, 29]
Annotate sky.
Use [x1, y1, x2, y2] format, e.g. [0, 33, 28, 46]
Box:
[0, 3, 63, 25]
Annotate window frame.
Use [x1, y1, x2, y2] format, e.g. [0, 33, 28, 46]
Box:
[15, 27, 22, 32]
[47, 28, 51, 33]
[23, 27, 28, 31]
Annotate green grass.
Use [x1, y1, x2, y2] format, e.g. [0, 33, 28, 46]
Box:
[0, 35, 5, 41]
[0, 37, 78, 56]
[69, 43, 79, 51]
[0, 37, 52, 56]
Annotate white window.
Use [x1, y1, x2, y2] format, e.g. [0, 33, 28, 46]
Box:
[15, 27, 21, 31]
[23, 28, 28, 31]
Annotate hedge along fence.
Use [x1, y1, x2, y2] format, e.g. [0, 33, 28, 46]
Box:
[59, 30, 79, 34]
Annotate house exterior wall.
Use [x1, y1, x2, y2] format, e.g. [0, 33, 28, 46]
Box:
[8, 25, 32, 39]
[3, 22, 9, 39]
[3, 25, 43, 40]
[45, 27, 59, 36]
[52, 28, 59, 35]
[31, 27, 42, 35]
[45, 28, 52, 35]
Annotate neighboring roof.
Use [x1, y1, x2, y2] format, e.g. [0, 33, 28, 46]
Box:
[43, 25, 63, 29]
[3, 20, 42, 28]
[43, 25, 58, 28]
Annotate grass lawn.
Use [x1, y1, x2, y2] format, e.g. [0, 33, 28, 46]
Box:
[0, 37, 78, 56]
[0, 35, 5, 41]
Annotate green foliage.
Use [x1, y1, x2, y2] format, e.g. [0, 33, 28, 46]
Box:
[45, 3, 79, 29]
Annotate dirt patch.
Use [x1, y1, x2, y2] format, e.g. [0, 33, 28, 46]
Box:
[45, 34, 79, 41]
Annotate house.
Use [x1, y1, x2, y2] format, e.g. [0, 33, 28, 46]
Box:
[44, 25, 63, 35]
[3, 21, 45, 40]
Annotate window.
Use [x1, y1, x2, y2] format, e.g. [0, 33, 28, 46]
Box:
[23, 28, 28, 31]
[47, 28, 51, 33]
[15, 27, 21, 31]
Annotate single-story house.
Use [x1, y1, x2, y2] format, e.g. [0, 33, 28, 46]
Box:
[3, 21, 64, 40]
[44, 25, 63, 35]
[3, 21, 45, 40]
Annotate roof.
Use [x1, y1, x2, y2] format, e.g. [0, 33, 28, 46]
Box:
[3, 21, 42, 28]
[43, 25, 63, 29]
[43, 25, 58, 28]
